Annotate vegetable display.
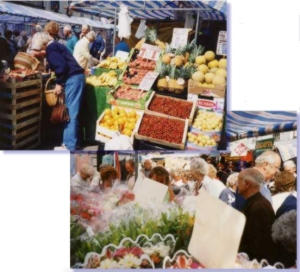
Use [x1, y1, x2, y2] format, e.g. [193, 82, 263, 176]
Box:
[148, 95, 193, 119]
[138, 114, 185, 144]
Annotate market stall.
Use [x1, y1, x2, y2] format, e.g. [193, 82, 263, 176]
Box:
[79, 0, 227, 151]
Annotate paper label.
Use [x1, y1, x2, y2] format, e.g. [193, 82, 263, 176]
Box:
[116, 50, 129, 61]
[133, 177, 168, 206]
[171, 28, 190, 48]
[188, 189, 246, 268]
[138, 43, 161, 61]
[232, 142, 249, 157]
[138, 71, 159, 91]
[216, 31, 227, 56]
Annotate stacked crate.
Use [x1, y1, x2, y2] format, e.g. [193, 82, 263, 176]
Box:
[0, 75, 42, 149]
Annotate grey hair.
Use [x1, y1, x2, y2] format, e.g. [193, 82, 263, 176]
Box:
[239, 168, 264, 188]
[86, 30, 96, 41]
[82, 24, 90, 32]
[255, 150, 281, 166]
[79, 163, 95, 177]
[31, 32, 52, 50]
[226, 172, 239, 189]
[283, 160, 296, 171]
[190, 158, 208, 176]
[272, 210, 296, 253]
[63, 25, 72, 32]
[35, 24, 42, 32]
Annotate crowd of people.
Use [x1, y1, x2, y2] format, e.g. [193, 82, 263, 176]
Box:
[71, 150, 297, 268]
[1, 21, 131, 151]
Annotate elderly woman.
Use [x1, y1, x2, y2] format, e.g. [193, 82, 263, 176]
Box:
[73, 30, 98, 70]
[43, 21, 85, 150]
[219, 172, 239, 206]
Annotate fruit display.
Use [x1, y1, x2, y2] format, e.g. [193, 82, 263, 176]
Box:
[138, 114, 185, 145]
[114, 86, 148, 101]
[128, 57, 156, 70]
[192, 50, 227, 89]
[187, 132, 217, 147]
[86, 70, 118, 86]
[99, 107, 140, 137]
[148, 95, 193, 120]
[123, 67, 151, 85]
[192, 111, 223, 131]
[97, 56, 127, 70]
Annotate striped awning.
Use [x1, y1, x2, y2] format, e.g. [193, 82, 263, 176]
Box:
[226, 111, 297, 141]
[0, 1, 114, 29]
[70, 0, 226, 21]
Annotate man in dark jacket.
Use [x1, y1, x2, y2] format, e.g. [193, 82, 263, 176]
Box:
[237, 168, 278, 264]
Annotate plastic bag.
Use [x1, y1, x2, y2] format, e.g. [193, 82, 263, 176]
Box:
[118, 4, 133, 39]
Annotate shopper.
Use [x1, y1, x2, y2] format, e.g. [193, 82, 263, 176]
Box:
[125, 159, 136, 190]
[189, 157, 209, 194]
[219, 172, 238, 206]
[73, 30, 98, 70]
[71, 163, 95, 189]
[0, 33, 11, 65]
[254, 150, 281, 204]
[4, 30, 17, 66]
[90, 31, 106, 59]
[283, 160, 297, 178]
[100, 165, 118, 190]
[140, 159, 152, 178]
[114, 36, 130, 54]
[237, 168, 278, 264]
[63, 25, 78, 54]
[79, 24, 90, 39]
[272, 170, 296, 213]
[44, 21, 85, 151]
[272, 210, 296, 267]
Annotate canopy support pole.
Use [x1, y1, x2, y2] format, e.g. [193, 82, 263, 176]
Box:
[195, 10, 200, 43]
[112, 8, 117, 55]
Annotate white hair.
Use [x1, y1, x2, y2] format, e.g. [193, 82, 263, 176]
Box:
[81, 24, 90, 32]
[190, 158, 209, 176]
[31, 32, 52, 50]
[35, 24, 42, 32]
[272, 210, 296, 253]
[86, 30, 96, 41]
[255, 150, 281, 166]
[239, 168, 264, 188]
[283, 160, 296, 171]
[226, 172, 239, 189]
[79, 163, 95, 177]
[63, 25, 72, 32]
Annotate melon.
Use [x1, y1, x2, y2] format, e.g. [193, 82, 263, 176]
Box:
[204, 51, 215, 61]
[192, 71, 205, 82]
[204, 72, 214, 83]
[210, 67, 218, 74]
[162, 54, 171, 64]
[219, 58, 227, 69]
[208, 59, 219, 69]
[198, 64, 209, 74]
[212, 75, 226, 86]
[195, 55, 206, 65]
[216, 68, 227, 78]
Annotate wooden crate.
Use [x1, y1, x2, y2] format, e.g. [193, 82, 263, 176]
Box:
[0, 75, 42, 149]
[135, 111, 188, 150]
[145, 93, 197, 126]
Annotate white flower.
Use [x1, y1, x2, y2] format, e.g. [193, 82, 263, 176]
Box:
[99, 258, 120, 269]
[118, 254, 141, 268]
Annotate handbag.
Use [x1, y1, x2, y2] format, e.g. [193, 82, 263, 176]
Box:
[50, 93, 70, 124]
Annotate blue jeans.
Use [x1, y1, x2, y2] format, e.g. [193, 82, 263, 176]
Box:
[63, 73, 85, 150]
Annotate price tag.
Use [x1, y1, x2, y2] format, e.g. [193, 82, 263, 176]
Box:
[133, 177, 168, 207]
[138, 71, 159, 91]
[138, 43, 161, 61]
[171, 28, 190, 48]
[216, 31, 227, 56]
[232, 142, 249, 157]
[115, 50, 129, 61]
[188, 189, 245, 268]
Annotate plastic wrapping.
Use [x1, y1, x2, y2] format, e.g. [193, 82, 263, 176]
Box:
[118, 4, 133, 39]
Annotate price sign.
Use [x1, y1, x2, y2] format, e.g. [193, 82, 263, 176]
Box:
[216, 31, 227, 56]
[171, 28, 190, 48]
[115, 50, 129, 61]
[232, 142, 249, 157]
[138, 43, 161, 61]
[138, 71, 159, 91]
[275, 139, 297, 161]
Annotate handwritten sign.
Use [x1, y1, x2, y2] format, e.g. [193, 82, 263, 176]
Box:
[116, 50, 129, 61]
[216, 31, 227, 56]
[188, 189, 246, 268]
[138, 43, 161, 61]
[138, 71, 159, 91]
[171, 28, 190, 49]
[133, 177, 168, 207]
[232, 142, 249, 157]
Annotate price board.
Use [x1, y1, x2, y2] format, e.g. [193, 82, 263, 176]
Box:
[171, 28, 190, 48]
[138, 71, 159, 91]
[216, 31, 227, 56]
[138, 43, 161, 61]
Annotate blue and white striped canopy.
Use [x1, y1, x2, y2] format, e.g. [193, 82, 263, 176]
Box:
[226, 111, 297, 141]
[70, 0, 226, 21]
